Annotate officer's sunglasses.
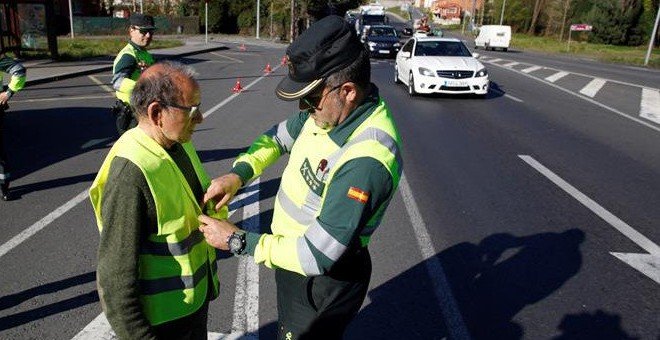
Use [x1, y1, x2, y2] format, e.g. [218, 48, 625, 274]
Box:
[132, 26, 154, 35]
[161, 101, 200, 119]
[301, 83, 343, 111]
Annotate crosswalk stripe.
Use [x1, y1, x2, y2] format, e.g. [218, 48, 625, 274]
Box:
[502, 61, 519, 67]
[545, 71, 569, 83]
[579, 78, 607, 98]
[487, 58, 502, 64]
[521, 65, 542, 73]
[640, 88, 660, 124]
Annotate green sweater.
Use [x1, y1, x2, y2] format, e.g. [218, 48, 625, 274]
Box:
[96, 143, 204, 339]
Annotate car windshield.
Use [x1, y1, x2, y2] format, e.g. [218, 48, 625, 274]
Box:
[369, 27, 397, 37]
[414, 41, 472, 57]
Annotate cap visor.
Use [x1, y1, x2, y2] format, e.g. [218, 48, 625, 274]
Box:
[275, 76, 323, 101]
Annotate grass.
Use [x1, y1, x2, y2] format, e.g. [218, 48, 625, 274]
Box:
[510, 33, 660, 68]
[386, 7, 411, 21]
[18, 37, 184, 61]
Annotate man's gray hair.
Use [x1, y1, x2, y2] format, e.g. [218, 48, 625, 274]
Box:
[131, 61, 197, 118]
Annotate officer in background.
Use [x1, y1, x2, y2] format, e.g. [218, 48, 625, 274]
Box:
[111, 13, 155, 134]
[198, 15, 403, 339]
[0, 52, 26, 201]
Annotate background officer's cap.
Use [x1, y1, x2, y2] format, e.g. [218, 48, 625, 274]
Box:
[276, 15, 364, 101]
[129, 14, 156, 30]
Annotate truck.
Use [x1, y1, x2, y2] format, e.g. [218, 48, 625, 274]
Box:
[474, 25, 511, 51]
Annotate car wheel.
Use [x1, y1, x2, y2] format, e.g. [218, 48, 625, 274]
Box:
[408, 72, 416, 96]
[503, 48, 508, 52]
[394, 65, 401, 84]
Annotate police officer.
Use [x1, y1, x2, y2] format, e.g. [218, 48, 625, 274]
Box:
[198, 15, 403, 339]
[111, 13, 155, 134]
[0, 52, 26, 201]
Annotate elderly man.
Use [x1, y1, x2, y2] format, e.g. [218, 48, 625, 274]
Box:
[199, 15, 403, 339]
[90, 61, 225, 339]
[0, 52, 26, 201]
[111, 13, 156, 134]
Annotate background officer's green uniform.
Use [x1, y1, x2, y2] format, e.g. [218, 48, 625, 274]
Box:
[0, 55, 26, 201]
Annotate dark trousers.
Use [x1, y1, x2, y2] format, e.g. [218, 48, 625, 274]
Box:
[112, 100, 137, 135]
[151, 299, 210, 340]
[276, 247, 371, 340]
[0, 108, 8, 186]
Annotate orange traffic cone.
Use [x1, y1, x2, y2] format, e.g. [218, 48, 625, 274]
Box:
[232, 79, 243, 93]
[239, 43, 246, 51]
[263, 63, 272, 74]
[280, 55, 287, 65]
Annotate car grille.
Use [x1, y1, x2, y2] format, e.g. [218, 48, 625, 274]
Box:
[376, 42, 393, 48]
[437, 70, 474, 79]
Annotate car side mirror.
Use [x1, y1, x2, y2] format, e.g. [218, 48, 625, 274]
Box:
[472, 52, 480, 59]
[400, 51, 411, 58]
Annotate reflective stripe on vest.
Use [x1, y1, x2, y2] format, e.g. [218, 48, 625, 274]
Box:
[267, 99, 401, 275]
[89, 128, 226, 325]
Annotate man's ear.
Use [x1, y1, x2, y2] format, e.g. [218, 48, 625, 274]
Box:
[342, 82, 359, 104]
[147, 101, 163, 126]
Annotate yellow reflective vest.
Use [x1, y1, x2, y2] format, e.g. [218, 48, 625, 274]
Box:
[243, 99, 402, 275]
[112, 43, 154, 103]
[89, 128, 225, 325]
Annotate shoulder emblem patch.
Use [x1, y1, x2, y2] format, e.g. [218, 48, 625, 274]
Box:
[347, 186, 369, 204]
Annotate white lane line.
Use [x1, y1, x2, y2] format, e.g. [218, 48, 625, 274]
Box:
[203, 63, 284, 119]
[487, 58, 502, 64]
[0, 190, 89, 259]
[488, 62, 660, 133]
[232, 177, 260, 337]
[505, 94, 523, 102]
[519, 155, 660, 256]
[210, 51, 245, 63]
[545, 71, 569, 83]
[399, 173, 471, 340]
[521, 65, 542, 73]
[579, 78, 607, 98]
[88, 75, 113, 93]
[502, 61, 519, 67]
[640, 88, 660, 124]
[11, 94, 113, 104]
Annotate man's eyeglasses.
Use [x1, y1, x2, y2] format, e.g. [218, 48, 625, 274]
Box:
[301, 83, 343, 111]
[132, 26, 154, 35]
[161, 102, 200, 119]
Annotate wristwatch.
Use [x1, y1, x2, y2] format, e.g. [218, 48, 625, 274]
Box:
[227, 230, 246, 255]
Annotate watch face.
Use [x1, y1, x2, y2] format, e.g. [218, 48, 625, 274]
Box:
[229, 235, 242, 252]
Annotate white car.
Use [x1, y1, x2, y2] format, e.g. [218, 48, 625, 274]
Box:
[394, 37, 489, 97]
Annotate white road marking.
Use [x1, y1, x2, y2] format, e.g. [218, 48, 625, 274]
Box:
[399, 173, 471, 340]
[639, 88, 660, 124]
[579, 78, 606, 98]
[519, 155, 660, 284]
[88, 75, 113, 93]
[545, 71, 569, 83]
[11, 94, 113, 103]
[0, 190, 89, 259]
[210, 52, 245, 63]
[505, 94, 524, 102]
[232, 178, 260, 337]
[487, 58, 502, 64]
[488, 62, 660, 133]
[521, 65, 542, 73]
[502, 61, 519, 67]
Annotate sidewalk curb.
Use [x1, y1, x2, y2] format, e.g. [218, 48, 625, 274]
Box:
[25, 44, 228, 86]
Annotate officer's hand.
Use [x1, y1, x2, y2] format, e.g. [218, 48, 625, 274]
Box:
[198, 214, 239, 250]
[203, 173, 243, 211]
[0, 92, 10, 106]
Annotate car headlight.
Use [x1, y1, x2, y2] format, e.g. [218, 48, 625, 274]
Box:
[393, 42, 401, 47]
[475, 68, 488, 77]
[418, 67, 435, 77]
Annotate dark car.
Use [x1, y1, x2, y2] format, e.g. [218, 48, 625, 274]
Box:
[363, 25, 402, 58]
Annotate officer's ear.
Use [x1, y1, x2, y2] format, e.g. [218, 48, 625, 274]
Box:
[147, 101, 164, 126]
[339, 82, 359, 105]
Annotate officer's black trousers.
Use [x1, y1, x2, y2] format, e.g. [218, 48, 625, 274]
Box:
[275, 247, 371, 340]
[0, 109, 9, 186]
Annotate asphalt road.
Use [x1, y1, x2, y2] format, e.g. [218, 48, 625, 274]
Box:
[1, 35, 659, 340]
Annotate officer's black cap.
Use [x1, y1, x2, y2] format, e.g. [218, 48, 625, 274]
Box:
[129, 14, 156, 30]
[275, 15, 364, 101]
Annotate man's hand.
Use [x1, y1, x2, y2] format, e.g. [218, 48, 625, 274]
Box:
[198, 214, 240, 250]
[0, 92, 10, 106]
[203, 173, 243, 211]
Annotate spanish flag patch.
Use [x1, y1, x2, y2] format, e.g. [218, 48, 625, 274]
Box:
[347, 186, 369, 204]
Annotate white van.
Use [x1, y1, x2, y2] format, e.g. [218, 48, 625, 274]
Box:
[474, 25, 511, 51]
